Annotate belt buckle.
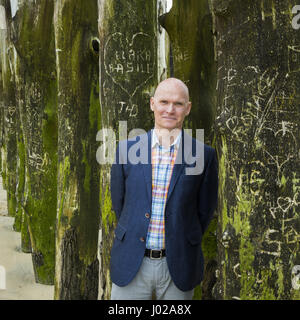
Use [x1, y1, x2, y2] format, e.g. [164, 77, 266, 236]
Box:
[150, 249, 162, 260]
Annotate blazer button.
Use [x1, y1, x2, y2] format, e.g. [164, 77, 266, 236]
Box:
[145, 213, 150, 218]
[140, 237, 145, 242]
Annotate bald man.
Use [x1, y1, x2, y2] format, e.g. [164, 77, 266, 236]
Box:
[110, 78, 218, 300]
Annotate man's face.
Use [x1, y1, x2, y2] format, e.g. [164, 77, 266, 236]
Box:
[150, 81, 191, 131]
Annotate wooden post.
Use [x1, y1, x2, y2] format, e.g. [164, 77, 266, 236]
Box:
[211, 0, 300, 299]
[97, 0, 164, 299]
[54, 0, 101, 299]
[159, 0, 217, 143]
[0, 0, 17, 218]
[12, 0, 58, 284]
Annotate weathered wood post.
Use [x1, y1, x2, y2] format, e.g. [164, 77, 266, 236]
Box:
[0, 0, 17, 218]
[98, 0, 166, 299]
[0, 1, 25, 235]
[14, 46, 29, 249]
[159, 0, 218, 299]
[211, 0, 300, 299]
[3, 1, 32, 251]
[12, 0, 58, 284]
[159, 0, 217, 142]
[12, 116, 23, 232]
[54, 0, 101, 299]
[0, 2, 5, 184]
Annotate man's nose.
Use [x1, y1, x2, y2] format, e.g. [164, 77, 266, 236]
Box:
[165, 103, 175, 113]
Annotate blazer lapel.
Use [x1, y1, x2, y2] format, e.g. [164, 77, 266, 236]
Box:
[141, 129, 193, 205]
[141, 130, 152, 205]
[166, 130, 192, 203]
[166, 163, 184, 203]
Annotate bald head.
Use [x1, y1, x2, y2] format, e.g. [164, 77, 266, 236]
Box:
[154, 78, 190, 103]
[150, 77, 191, 131]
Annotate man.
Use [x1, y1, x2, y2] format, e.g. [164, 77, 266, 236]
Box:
[110, 78, 218, 300]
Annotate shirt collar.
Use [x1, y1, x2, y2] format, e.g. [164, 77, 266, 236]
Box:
[151, 129, 182, 150]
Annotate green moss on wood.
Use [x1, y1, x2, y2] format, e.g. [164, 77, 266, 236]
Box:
[1, 145, 7, 189]
[81, 140, 91, 195]
[25, 194, 56, 284]
[21, 212, 32, 253]
[101, 183, 116, 235]
[14, 117, 26, 233]
[89, 76, 101, 131]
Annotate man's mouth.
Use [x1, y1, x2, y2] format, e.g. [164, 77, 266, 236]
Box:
[162, 116, 176, 120]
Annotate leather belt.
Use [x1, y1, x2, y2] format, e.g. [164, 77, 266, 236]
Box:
[145, 248, 166, 259]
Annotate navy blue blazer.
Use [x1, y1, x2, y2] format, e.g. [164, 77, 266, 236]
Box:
[110, 129, 218, 291]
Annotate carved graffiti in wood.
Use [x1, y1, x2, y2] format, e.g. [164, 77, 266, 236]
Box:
[104, 32, 155, 97]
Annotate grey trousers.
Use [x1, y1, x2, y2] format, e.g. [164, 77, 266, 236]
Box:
[110, 257, 194, 300]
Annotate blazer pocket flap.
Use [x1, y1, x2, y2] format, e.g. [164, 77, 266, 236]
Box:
[115, 223, 126, 241]
[187, 230, 202, 245]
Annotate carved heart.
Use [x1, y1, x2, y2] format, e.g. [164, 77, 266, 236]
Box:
[104, 32, 155, 97]
[258, 126, 296, 172]
[226, 115, 239, 133]
[277, 197, 292, 212]
[8, 106, 16, 116]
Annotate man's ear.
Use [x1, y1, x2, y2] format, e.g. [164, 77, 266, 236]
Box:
[186, 102, 192, 115]
[150, 97, 154, 111]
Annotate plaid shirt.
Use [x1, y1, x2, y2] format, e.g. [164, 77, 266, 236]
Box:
[146, 130, 181, 250]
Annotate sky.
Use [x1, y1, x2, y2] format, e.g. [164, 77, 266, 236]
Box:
[166, 0, 173, 12]
[10, 0, 18, 18]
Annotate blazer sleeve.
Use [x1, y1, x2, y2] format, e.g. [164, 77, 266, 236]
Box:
[198, 147, 219, 234]
[110, 143, 125, 221]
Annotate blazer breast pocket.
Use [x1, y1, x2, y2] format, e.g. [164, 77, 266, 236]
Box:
[180, 174, 198, 180]
[179, 171, 203, 186]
